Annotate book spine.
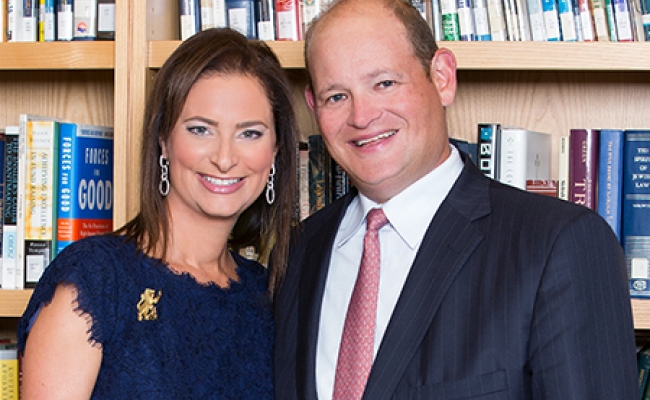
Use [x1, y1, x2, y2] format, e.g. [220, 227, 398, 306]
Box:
[441, 0, 462, 40]
[502, 0, 521, 40]
[15, 115, 29, 290]
[473, 0, 493, 40]
[257, 0, 275, 40]
[515, 0, 533, 39]
[214, 0, 228, 27]
[201, 0, 216, 29]
[179, 0, 201, 41]
[458, 0, 477, 40]
[0, 348, 19, 400]
[2, 128, 19, 290]
[57, 0, 74, 41]
[542, 0, 562, 39]
[331, 159, 350, 202]
[613, 0, 635, 40]
[23, 120, 59, 287]
[527, 0, 548, 40]
[641, 0, 650, 40]
[590, 0, 612, 40]
[73, 0, 98, 40]
[308, 135, 326, 214]
[604, 0, 619, 39]
[498, 128, 527, 189]
[298, 142, 309, 220]
[0, 132, 5, 288]
[568, 128, 599, 210]
[96, 0, 115, 40]
[623, 130, 650, 297]
[487, 0, 508, 39]
[57, 124, 114, 254]
[559, 0, 579, 40]
[275, 0, 303, 41]
[477, 123, 499, 179]
[43, 0, 56, 41]
[597, 129, 624, 241]
[557, 135, 570, 200]
[578, 0, 596, 39]
[225, 0, 256, 39]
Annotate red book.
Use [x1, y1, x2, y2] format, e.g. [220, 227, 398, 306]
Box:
[569, 129, 599, 210]
[275, 0, 303, 40]
[526, 180, 558, 197]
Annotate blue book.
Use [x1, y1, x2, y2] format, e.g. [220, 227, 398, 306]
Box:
[597, 129, 624, 242]
[477, 123, 500, 179]
[179, 0, 201, 40]
[226, 0, 256, 39]
[641, 0, 650, 40]
[622, 130, 650, 298]
[541, 0, 562, 40]
[56, 123, 114, 254]
[2, 127, 20, 289]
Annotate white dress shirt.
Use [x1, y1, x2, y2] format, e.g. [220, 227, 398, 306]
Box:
[316, 145, 464, 400]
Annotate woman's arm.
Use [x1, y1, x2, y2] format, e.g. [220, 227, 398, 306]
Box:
[21, 284, 102, 400]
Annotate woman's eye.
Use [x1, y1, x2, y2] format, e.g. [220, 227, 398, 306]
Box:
[241, 130, 262, 139]
[188, 126, 209, 135]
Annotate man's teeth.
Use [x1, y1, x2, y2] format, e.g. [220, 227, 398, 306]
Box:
[204, 176, 240, 186]
[355, 130, 396, 147]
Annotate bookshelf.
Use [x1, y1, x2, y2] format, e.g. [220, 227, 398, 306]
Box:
[2, 2, 650, 332]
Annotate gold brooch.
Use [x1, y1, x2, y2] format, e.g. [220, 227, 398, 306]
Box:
[137, 288, 162, 321]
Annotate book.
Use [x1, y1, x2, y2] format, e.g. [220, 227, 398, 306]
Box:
[275, 0, 303, 41]
[180, 0, 201, 41]
[57, 123, 114, 254]
[441, 0, 462, 40]
[514, 0, 533, 39]
[0, 131, 5, 288]
[432, 0, 445, 40]
[597, 129, 624, 241]
[568, 128, 599, 210]
[256, 0, 275, 40]
[578, 0, 596, 40]
[604, 0, 619, 39]
[542, 0, 562, 40]
[226, 0, 256, 39]
[630, 0, 647, 40]
[298, 142, 309, 220]
[526, 179, 558, 197]
[590, 0, 612, 40]
[2, 127, 19, 290]
[23, 119, 60, 287]
[527, 0, 548, 40]
[559, 0, 579, 40]
[502, 0, 520, 40]
[308, 135, 327, 214]
[557, 135, 570, 200]
[57, 0, 75, 41]
[39, 0, 56, 41]
[97, 0, 116, 40]
[303, 0, 324, 33]
[458, 0, 477, 40]
[497, 127, 551, 190]
[146, 0, 180, 40]
[623, 130, 650, 297]
[641, 0, 650, 40]
[487, 0, 508, 40]
[477, 123, 500, 179]
[74, 0, 98, 40]
[201, 0, 217, 29]
[21, 0, 38, 42]
[7, 0, 21, 42]
[613, 0, 635, 40]
[331, 158, 351, 202]
[472, 0, 493, 39]
[0, 0, 5, 42]
[0, 345, 19, 400]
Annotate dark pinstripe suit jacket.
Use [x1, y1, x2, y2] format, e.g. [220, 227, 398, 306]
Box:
[274, 154, 638, 400]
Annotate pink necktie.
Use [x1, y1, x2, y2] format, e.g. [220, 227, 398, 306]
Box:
[333, 208, 389, 400]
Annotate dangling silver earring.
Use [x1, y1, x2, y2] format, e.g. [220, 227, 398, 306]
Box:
[266, 164, 276, 205]
[159, 155, 170, 196]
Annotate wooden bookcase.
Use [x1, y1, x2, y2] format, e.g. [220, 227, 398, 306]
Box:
[1, 2, 650, 335]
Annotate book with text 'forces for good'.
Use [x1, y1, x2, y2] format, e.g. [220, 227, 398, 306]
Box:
[56, 122, 114, 256]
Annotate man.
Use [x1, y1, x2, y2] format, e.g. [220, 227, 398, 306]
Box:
[274, 0, 638, 398]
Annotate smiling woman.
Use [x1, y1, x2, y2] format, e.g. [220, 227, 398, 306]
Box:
[17, 28, 297, 399]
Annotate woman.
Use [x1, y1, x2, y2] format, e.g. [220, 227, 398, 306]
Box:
[17, 28, 297, 399]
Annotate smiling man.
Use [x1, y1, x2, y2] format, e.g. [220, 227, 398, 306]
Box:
[273, 0, 638, 399]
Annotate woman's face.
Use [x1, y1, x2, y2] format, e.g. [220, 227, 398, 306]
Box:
[161, 73, 277, 223]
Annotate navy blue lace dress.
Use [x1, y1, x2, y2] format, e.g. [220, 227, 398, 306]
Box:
[17, 234, 274, 399]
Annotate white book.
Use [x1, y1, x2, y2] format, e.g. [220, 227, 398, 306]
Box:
[473, 0, 492, 40]
[58, 0, 74, 41]
[74, 0, 98, 40]
[0, 0, 5, 41]
[526, 0, 547, 40]
[497, 127, 552, 190]
[8, 0, 23, 42]
[487, 0, 508, 39]
[558, 135, 570, 201]
[180, 0, 200, 41]
[21, 0, 38, 42]
[214, 0, 228, 27]
[515, 0, 533, 40]
[200, 0, 215, 29]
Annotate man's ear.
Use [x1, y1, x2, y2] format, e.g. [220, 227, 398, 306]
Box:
[430, 48, 457, 107]
[304, 85, 317, 114]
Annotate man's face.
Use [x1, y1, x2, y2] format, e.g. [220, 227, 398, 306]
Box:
[305, 4, 457, 203]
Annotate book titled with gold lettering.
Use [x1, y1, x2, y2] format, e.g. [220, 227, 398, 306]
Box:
[56, 123, 113, 256]
[568, 128, 599, 210]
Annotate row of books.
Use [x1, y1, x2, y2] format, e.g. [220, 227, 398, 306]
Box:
[0, 115, 114, 291]
[2, 0, 115, 42]
[426, 0, 650, 42]
[179, 0, 333, 41]
[178, 0, 649, 42]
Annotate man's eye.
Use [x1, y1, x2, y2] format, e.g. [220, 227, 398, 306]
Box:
[326, 93, 346, 104]
[378, 80, 395, 89]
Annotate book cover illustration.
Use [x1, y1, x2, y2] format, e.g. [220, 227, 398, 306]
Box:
[57, 123, 114, 255]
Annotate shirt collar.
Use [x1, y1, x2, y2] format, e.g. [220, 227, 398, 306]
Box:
[336, 145, 464, 249]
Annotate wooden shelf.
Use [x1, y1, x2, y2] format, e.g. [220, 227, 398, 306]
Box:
[0, 290, 33, 317]
[0, 42, 115, 70]
[148, 40, 650, 71]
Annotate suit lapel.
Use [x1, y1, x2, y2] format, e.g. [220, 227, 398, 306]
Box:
[363, 160, 492, 400]
[296, 193, 356, 400]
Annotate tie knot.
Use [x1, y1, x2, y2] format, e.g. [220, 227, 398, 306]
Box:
[366, 208, 388, 232]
